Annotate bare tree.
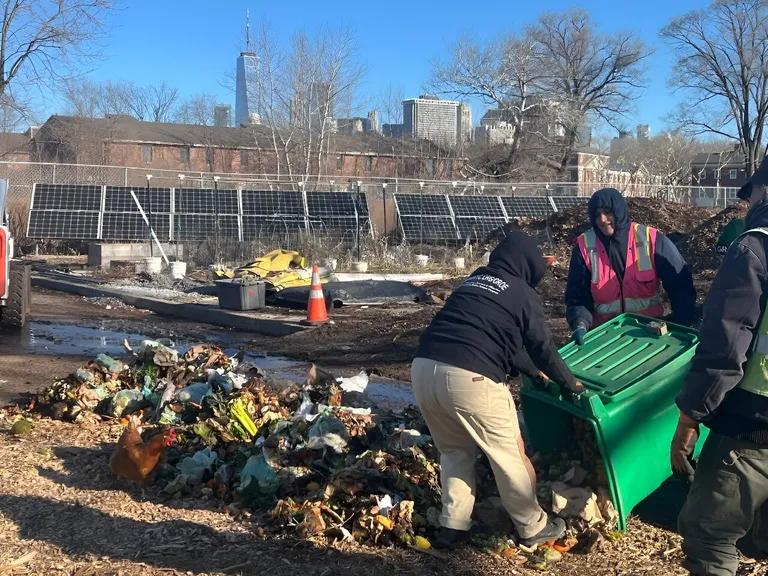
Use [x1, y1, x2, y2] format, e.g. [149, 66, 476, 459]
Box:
[62, 79, 179, 122]
[529, 9, 649, 175]
[661, 0, 768, 175]
[0, 0, 113, 100]
[431, 35, 544, 173]
[62, 78, 103, 117]
[174, 93, 218, 125]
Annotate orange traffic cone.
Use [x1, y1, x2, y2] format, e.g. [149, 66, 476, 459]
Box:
[303, 264, 329, 325]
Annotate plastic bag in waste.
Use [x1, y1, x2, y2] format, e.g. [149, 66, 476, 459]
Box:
[238, 454, 280, 507]
[109, 389, 145, 417]
[138, 340, 178, 366]
[176, 447, 218, 484]
[177, 382, 210, 404]
[95, 353, 123, 374]
[306, 415, 349, 453]
[74, 368, 95, 384]
[338, 370, 368, 394]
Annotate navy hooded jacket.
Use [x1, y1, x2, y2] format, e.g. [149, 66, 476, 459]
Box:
[565, 188, 696, 331]
[415, 229, 577, 387]
[677, 157, 768, 443]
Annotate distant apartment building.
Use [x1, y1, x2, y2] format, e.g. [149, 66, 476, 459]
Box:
[367, 110, 379, 133]
[336, 111, 380, 135]
[458, 103, 472, 144]
[474, 108, 517, 146]
[402, 95, 471, 147]
[214, 105, 232, 128]
[691, 148, 748, 187]
[235, 51, 260, 126]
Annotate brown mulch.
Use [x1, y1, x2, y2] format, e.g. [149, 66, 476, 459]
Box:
[0, 408, 745, 576]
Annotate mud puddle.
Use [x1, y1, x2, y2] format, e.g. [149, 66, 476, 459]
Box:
[1, 321, 415, 410]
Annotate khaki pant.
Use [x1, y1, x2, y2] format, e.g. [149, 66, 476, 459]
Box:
[411, 357, 547, 538]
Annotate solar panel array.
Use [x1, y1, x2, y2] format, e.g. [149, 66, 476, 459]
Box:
[27, 183, 372, 243]
[393, 193, 589, 243]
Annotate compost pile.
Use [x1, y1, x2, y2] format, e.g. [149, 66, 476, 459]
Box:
[21, 341, 624, 568]
[680, 203, 748, 272]
[27, 342, 445, 549]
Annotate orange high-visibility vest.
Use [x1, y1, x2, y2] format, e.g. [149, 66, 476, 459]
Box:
[576, 222, 664, 326]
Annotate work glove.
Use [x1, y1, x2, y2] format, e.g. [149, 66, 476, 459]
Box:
[572, 326, 587, 346]
[670, 412, 700, 479]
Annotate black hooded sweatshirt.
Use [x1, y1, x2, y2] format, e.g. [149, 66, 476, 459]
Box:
[565, 188, 696, 330]
[677, 157, 768, 443]
[414, 229, 576, 387]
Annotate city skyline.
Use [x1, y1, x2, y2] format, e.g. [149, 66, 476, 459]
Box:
[41, 0, 710, 134]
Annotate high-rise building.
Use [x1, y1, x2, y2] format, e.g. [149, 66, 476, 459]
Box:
[235, 52, 260, 126]
[235, 12, 260, 127]
[458, 103, 472, 144]
[636, 124, 650, 140]
[403, 95, 469, 146]
[214, 105, 231, 128]
[367, 110, 379, 133]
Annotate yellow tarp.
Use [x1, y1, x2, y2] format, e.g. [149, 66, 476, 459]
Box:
[212, 249, 329, 291]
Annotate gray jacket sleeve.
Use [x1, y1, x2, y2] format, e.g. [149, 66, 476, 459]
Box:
[676, 234, 768, 422]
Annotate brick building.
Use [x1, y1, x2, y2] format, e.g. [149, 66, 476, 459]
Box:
[29, 115, 466, 181]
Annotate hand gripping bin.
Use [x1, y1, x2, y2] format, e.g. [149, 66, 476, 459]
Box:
[520, 314, 708, 530]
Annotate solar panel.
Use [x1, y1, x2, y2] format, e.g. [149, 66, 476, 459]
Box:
[501, 196, 553, 218]
[102, 213, 172, 241]
[455, 218, 508, 242]
[553, 196, 588, 212]
[174, 188, 239, 214]
[394, 194, 451, 216]
[449, 195, 506, 218]
[399, 215, 458, 241]
[32, 183, 102, 211]
[28, 210, 100, 239]
[173, 214, 241, 241]
[241, 190, 303, 216]
[104, 186, 172, 213]
[306, 191, 370, 215]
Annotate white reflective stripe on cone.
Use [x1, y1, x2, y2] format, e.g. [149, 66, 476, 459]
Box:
[309, 289, 325, 299]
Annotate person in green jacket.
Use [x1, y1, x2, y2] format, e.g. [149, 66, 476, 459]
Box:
[716, 218, 745, 255]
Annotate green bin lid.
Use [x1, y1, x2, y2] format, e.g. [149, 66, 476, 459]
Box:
[560, 314, 698, 401]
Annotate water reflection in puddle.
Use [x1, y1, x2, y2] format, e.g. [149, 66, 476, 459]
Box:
[0, 321, 415, 410]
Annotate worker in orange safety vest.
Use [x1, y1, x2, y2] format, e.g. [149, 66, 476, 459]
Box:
[565, 188, 696, 345]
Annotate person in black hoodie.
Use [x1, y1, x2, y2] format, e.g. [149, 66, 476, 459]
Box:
[412, 229, 580, 549]
[565, 188, 695, 345]
[673, 156, 768, 576]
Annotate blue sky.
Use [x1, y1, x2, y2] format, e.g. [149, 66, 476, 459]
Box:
[71, 0, 709, 135]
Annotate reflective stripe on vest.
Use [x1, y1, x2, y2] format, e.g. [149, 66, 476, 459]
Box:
[578, 223, 662, 323]
[735, 227, 768, 397]
[582, 229, 600, 283]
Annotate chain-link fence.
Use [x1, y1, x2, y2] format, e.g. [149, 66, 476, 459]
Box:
[0, 160, 742, 263]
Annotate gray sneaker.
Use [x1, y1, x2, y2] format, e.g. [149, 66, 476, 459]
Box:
[519, 517, 566, 547]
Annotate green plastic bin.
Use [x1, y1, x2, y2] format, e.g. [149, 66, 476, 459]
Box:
[520, 313, 708, 530]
